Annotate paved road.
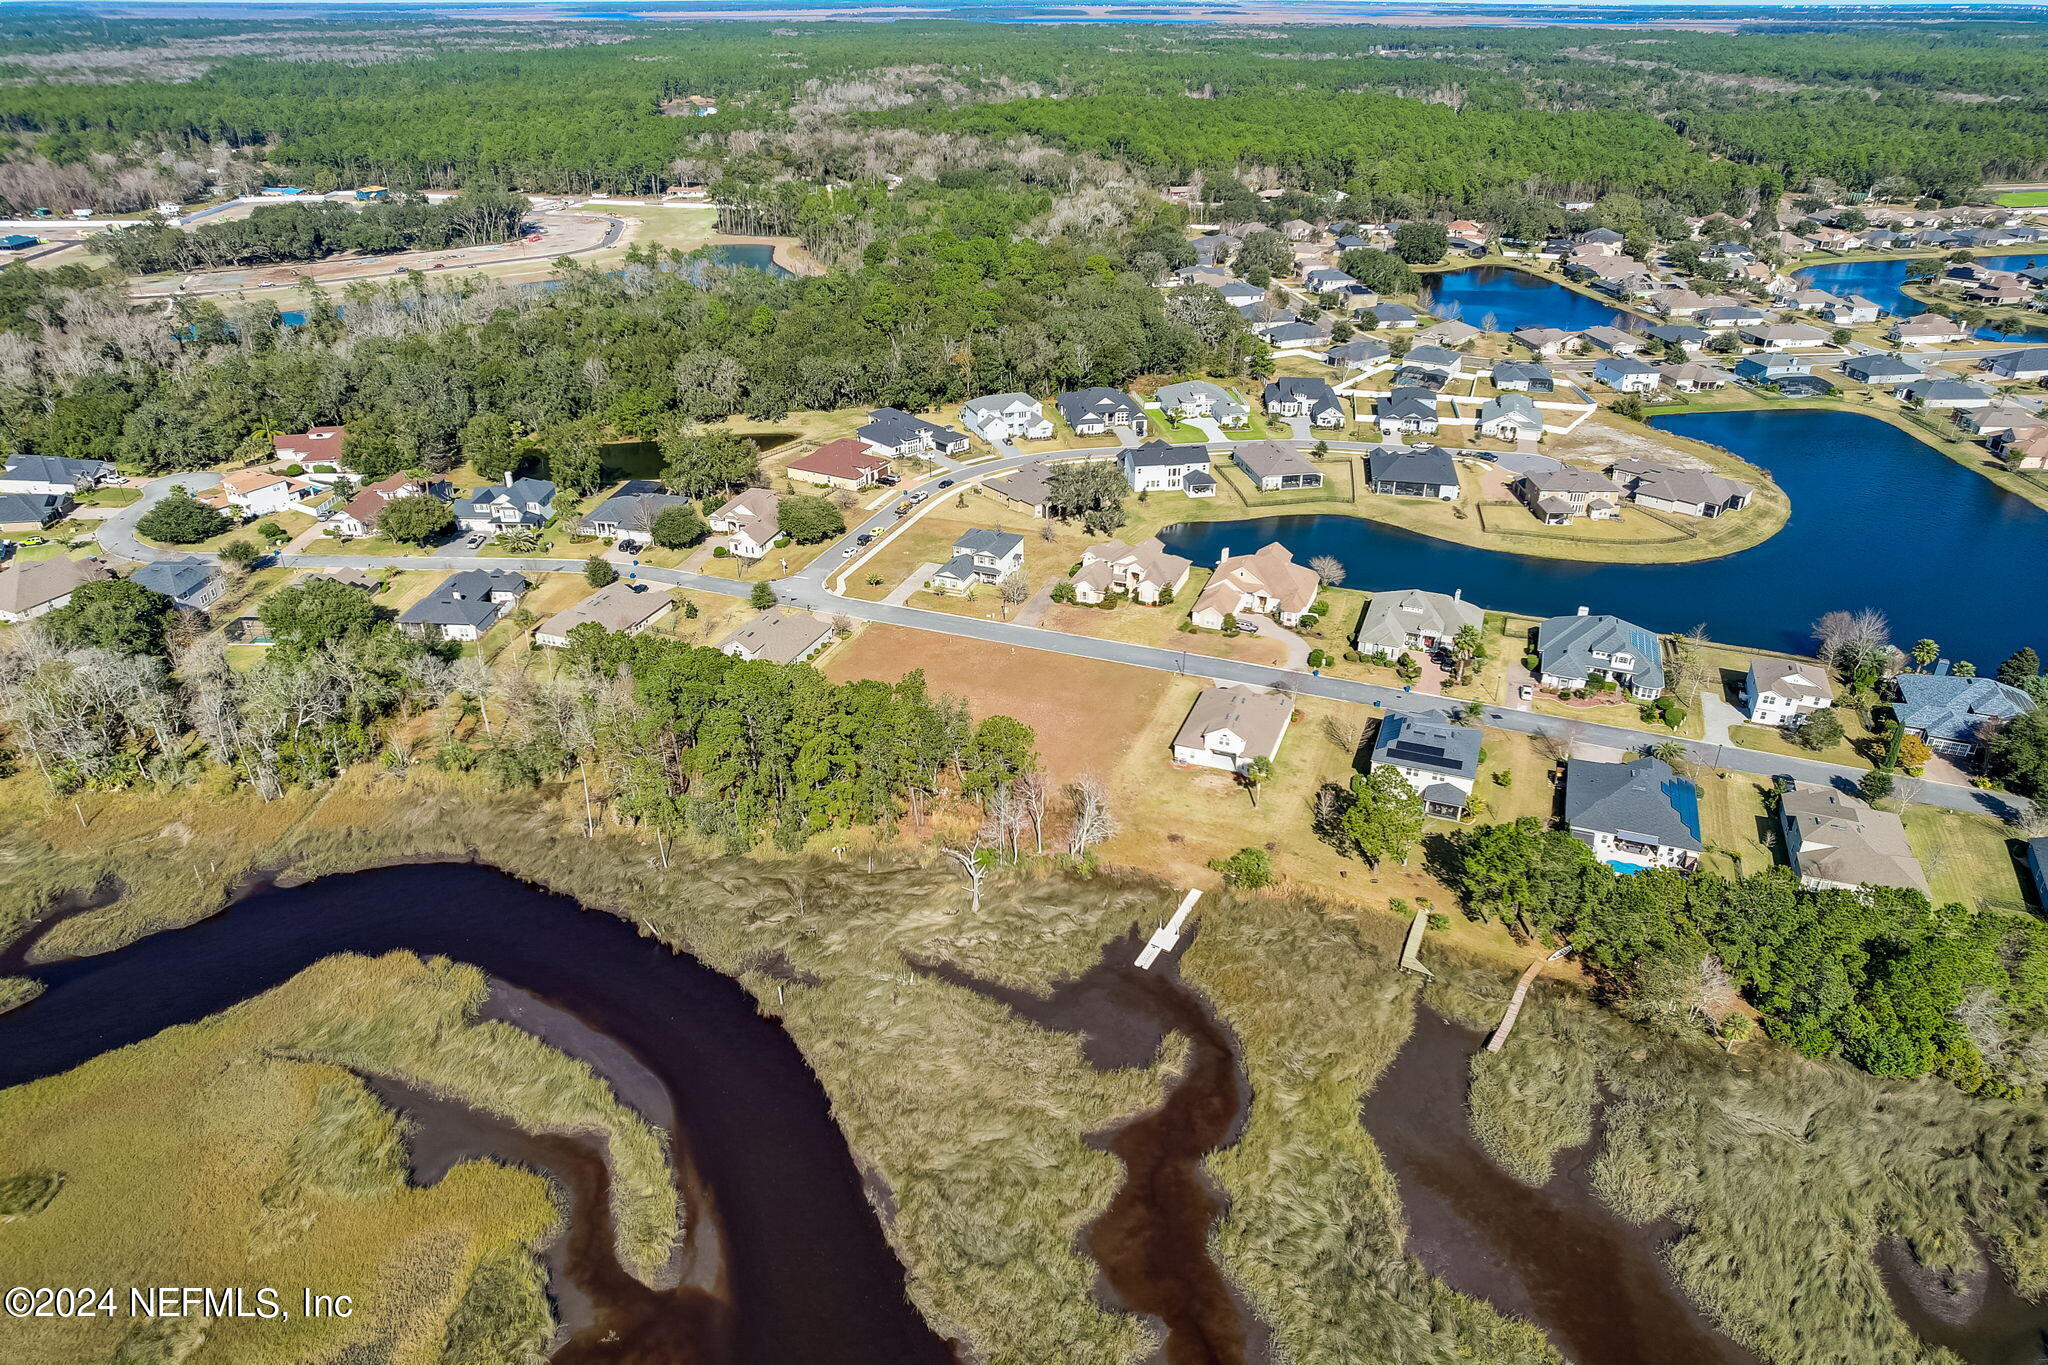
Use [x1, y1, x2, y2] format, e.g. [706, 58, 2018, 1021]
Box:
[98, 471, 222, 562]
[99, 451, 2029, 823]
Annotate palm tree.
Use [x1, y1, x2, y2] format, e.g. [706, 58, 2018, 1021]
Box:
[1241, 755, 1274, 809]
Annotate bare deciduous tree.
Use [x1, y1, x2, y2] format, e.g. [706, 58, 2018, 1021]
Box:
[1066, 774, 1117, 855]
[1308, 554, 1346, 587]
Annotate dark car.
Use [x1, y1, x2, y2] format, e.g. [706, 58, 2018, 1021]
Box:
[938, 479, 954, 488]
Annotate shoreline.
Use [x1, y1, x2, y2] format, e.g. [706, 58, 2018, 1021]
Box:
[709, 231, 823, 276]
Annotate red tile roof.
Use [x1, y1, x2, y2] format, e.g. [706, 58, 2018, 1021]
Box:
[788, 438, 891, 481]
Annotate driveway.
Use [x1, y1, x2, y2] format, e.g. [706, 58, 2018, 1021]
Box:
[97, 470, 224, 563]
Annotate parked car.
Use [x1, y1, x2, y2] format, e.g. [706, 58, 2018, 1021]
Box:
[938, 479, 954, 488]
[1237, 619, 1260, 635]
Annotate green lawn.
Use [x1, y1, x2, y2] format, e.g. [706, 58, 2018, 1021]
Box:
[1901, 806, 2032, 916]
[1695, 771, 1781, 881]
[1994, 190, 2048, 208]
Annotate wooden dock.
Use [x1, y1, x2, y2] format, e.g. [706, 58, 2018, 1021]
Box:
[1136, 889, 1203, 969]
[1399, 903, 1434, 979]
[1487, 959, 1547, 1053]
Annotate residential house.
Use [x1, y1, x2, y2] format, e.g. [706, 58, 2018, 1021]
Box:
[1415, 320, 1481, 347]
[0, 454, 114, 496]
[396, 570, 527, 642]
[1261, 321, 1330, 348]
[1402, 344, 1465, 378]
[1820, 295, 1882, 326]
[1889, 315, 1972, 345]
[1170, 684, 1294, 774]
[1659, 362, 1736, 393]
[1839, 354, 1923, 385]
[1649, 291, 1710, 320]
[331, 474, 451, 539]
[1995, 428, 2048, 471]
[1303, 267, 1357, 292]
[1215, 281, 1264, 308]
[1374, 388, 1441, 437]
[1535, 608, 1665, 697]
[927, 529, 1024, 595]
[1581, 325, 1642, 355]
[454, 474, 558, 532]
[1490, 360, 1555, 393]
[270, 426, 352, 481]
[1367, 303, 1418, 329]
[1371, 713, 1483, 819]
[1511, 326, 1583, 357]
[1353, 587, 1483, 656]
[1155, 381, 1249, 428]
[1515, 467, 1621, 524]
[0, 492, 69, 531]
[1606, 460, 1753, 517]
[1985, 348, 2048, 381]
[960, 394, 1053, 446]
[1367, 445, 1459, 499]
[1121, 441, 1213, 495]
[1057, 388, 1147, 435]
[858, 408, 970, 459]
[0, 555, 109, 622]
[1645, 323, 1708, 349]
[1958, 404, 2047, 440]
[1739, 322, 1832, 351]
[1744, 657, 1835, 727]
[1171, 265, 1234, 289]
[130, 556, 226, 612]
[1893, 674, 2036, 757]
[1073, 537, 1192, 605]
[1964, 277, 2033, 307]
[1696, 304, 1769, 330]
[1563, 756, 1702, 871]
[534, 581, 673, 648]
[984, 461, 1057, 517]
[718, 607, 835, 665]
[1189, 543, 1319, 629]
[786, 438, 893, 491]
[578, 481, 694, 541]
[1899, 379, 1996, 410]
[1232, 440, 1324, 491]
[707, 487, 781, 559]
[1575, 227, 1625, 255]
[1280, 218, 1318, 242]
[1262, 377, 1346, 428]
[1734, 354, 1811, 384]
[1592, 356, 1661, 393]
[1779, 783, 1929, 895]
[1477, 393, 1545, 442]
[1323, 338, 1391, 371]
[216, 467, 315, 518]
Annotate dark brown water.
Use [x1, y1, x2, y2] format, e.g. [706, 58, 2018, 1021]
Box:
[1360, 1003, 1757, 1365]
[0, 863, 958, 1365]
[1879, 1235, 2048, 1365]
[925, 931, 1270, 1365]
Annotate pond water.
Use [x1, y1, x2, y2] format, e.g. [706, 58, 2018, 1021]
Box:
[1421, 265, 1647, 335]
[0, 863, 959, 1365]
[1791, 254, 2048, 342]
[601, 432, 798, 482]
[1155, 408, 2048, 663]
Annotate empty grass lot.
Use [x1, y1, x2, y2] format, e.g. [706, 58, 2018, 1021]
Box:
[1902, 805, 2033, 915]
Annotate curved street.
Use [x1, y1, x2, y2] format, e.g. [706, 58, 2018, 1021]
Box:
[96, 447, 2027, 824]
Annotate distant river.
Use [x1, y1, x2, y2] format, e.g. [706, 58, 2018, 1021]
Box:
[1421, 265, 1647, 334]
[1791, 254, 2048, 342]
[1158, 408, 2048, 664]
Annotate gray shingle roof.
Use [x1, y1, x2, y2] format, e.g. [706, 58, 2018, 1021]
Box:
[1372, 712, 1481, 782]
[1354, 587, 1483, 653]
[1564, 756, 1702, 852]
[130, 555, 220, 603]
[1056, 388, 1143, 426]
[1537, 611, 1665, 692]
[0, 454, 112, 486]
[1894, 674, 2035, 745]
[398, 570, 526, 630]
[0, 492, 65, 526]
[1368, 445, 1457, 489]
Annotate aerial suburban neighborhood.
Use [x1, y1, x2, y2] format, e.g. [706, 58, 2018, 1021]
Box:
[4, 11, 2048, 1365]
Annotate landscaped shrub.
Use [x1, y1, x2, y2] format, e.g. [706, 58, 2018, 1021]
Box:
[712, 545, 730, 558]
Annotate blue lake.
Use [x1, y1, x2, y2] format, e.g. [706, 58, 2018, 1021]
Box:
[1157, 409, 2048, 664]
[1420, 265, 1646, 334]
[1792, 254, 2048, 342]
